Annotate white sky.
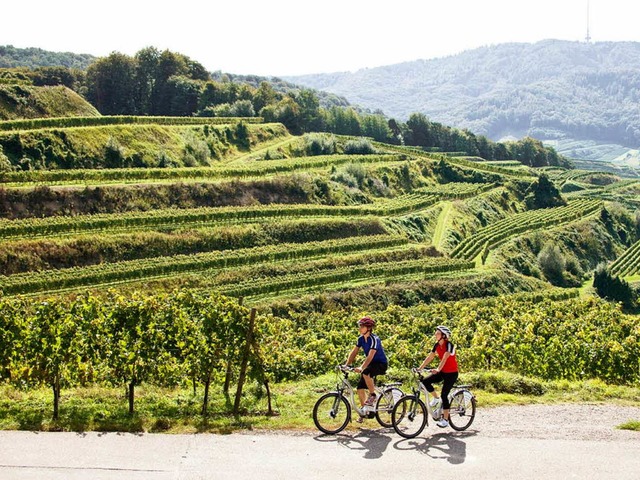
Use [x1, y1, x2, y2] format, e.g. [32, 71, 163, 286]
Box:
[1, 0, 638, 76]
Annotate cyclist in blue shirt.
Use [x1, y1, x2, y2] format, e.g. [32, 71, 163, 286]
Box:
[344, 316, 388, 414]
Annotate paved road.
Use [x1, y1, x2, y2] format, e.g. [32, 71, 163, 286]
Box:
[1, 404, 639, 479]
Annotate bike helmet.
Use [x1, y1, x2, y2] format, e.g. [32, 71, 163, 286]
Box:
[357, 316, 375, 328]
[436, 325, 452, 340]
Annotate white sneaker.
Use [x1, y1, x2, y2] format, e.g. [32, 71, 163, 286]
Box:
[436, 418, 449, 428]
[429, 398, 441, 408]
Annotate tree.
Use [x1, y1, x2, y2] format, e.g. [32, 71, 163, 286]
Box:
[86, 52, 137, 114]
[150, 50, 189, 115]
[326, 106, 361, 136]
[593, 265, 635, 309]
[406, 113, 431, 147]
[525, 174, 566, 209]
[134, 47, 161, 114]
[293, 89, 323, 132]
[31, 66, 78, 89]
[252, 81, 278, 113]
[362, 114, 393, 142]
[167, 75, 202, 116]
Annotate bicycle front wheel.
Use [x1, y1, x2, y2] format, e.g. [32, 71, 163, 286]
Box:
[392, 395, 427, 439]
[375, 387, 403, 428]
[313, 392, 351, 434]
[448, 390, 476, 431]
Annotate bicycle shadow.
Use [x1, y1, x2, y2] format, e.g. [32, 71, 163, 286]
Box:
[393, 430, 477, 464]
[313, 428, 395, 459]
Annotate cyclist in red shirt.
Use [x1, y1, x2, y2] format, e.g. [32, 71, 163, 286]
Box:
[417, 325, 458, 428]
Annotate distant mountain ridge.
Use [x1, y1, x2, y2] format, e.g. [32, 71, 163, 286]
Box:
[284, 40, 640, 162]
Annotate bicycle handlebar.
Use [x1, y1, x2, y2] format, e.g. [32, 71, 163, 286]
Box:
[337, 364, 355, 373]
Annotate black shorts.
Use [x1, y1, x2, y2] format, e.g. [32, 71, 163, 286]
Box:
[357, 361, 388, 389]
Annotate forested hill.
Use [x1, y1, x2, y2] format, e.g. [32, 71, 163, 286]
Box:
[0, 45, 95, 69]
[284, 40, 640, 152]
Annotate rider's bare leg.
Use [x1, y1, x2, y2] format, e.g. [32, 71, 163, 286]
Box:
[363, 373, 375, 397]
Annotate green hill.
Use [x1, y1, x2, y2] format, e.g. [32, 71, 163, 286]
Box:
[0, 84, 100, 120]
[0, 120, 639, 427]
[284, 40, 640, 162]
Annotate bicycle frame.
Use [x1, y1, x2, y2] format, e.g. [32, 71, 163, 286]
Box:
[334, 366, 376, 418]
[410, 373, 441, 421]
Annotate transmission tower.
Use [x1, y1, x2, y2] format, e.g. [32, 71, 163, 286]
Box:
[585, 0, 592, 43]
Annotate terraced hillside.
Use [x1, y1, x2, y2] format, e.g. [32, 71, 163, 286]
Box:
[2, 115, 636, 306]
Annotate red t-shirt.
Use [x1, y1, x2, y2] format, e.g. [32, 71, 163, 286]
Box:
[432, 341, 458, 373]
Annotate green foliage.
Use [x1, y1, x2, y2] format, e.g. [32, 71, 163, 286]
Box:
[0, 145, 12, 172]
[343, 138, 376, 155]
[0, 45, 95, 70]
[0, 291, 255, 418]
[463, 371, 546, 395]
[525, 173, 566, 209]
[617, 420, 640, 431]
[303, 133, 336, 156]
[0, 84, 99, 121]
[0, 121, 276, 170]
[593, 265, 636, 309]
[537, 242, 566, 285]
[286, 40, 640, 152]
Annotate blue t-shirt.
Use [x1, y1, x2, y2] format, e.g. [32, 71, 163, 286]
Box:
[356, 334, 388, 364]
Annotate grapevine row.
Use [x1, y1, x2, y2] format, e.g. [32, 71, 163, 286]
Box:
[0, 153, 405, 185]
[0, 235, 408, 296]
[609, 238, 640, 277]
[220, 258, 475, 299]
[0, 192, 451, 240]
[451, 200, 602, 260]
[0, 115, 263, 132]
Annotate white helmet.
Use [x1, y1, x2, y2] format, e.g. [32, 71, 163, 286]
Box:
[436, 325, 452, 340]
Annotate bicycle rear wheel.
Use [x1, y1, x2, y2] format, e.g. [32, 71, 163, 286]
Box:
[392, 395, 427, 439]
[375, 387, 403, 428]
[448, 390, 476, 431]
[313, 392, 351, 434]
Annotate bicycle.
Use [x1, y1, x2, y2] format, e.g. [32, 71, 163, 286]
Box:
[391, 368, 476, 438]
[312, 365, 404, 434]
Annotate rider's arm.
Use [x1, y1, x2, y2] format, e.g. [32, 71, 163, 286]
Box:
[359, 348, 376, 371]
[345, 346, 359, 366]
[418, 352, 436, 370]
[432, 351, 450, 373]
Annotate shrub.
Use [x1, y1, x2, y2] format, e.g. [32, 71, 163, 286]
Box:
[304, 133, 336, 156]
[344, 138, 376, 155]
[537, 242, 566, 285]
